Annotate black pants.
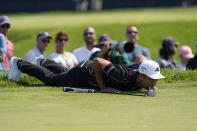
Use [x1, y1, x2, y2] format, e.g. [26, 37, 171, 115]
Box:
[18, 59, 92, 87]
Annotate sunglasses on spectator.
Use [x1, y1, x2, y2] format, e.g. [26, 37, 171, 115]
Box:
[1, 24, 10, 29]
[42, 39, 50, 43]
[127, 31, 138, 35]
[84, 32, 94, 36]
[58, 38, 68, 42]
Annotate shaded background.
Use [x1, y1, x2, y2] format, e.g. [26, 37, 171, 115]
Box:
[1, 0, 197, 14]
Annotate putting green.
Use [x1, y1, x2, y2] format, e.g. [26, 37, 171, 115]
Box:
[0, 87, 196, 131]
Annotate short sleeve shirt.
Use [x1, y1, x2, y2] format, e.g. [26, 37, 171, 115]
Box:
[127, 44, 150, 62]
[24, 46, 46, 63]
[49, 52, 78, 70]
[156, 56, 177, 69]
[103, 64, 139, 90]
[87, 63, 139, 91]
[73, 45, 100, 63]
[3, 38, 14, 71]
[0, 34, 6, 72]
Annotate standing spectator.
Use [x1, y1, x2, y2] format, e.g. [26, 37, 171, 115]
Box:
[90, 0, 103, 11]
[49, 32, 78, 70]
[89, 34, 131, 65]
[0, 33, 6, 72]
[73, 0, 89, 12]
[156, 36, 179, 69]
[186, 41, 197, 70]
[0, 16, 14, 71]
[24, 32, 52, 63]
[73, 27, 100, 63]
[178, 45, 193, 70]
[125, 26, 150, 64]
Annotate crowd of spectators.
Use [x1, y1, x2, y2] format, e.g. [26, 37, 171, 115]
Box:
[1, 15, 197, 75]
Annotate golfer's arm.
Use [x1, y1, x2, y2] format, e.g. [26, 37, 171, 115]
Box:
[93, 58, 111, 90]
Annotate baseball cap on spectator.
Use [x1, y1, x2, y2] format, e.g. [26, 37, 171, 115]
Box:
[37, 32, 52, 40]
[179, 45, 194, 59]
[138, 60, 165, 80]
[94, 34, 111, 47]
[162, 36, 179, 48]
[0, 16, 10, 26]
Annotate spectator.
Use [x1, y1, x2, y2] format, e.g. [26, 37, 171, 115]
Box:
[0, 15, 14, 71]
[24, 32, 52, 63]
[73, 27, 100, 63]
[0, 33, 6, 72]
[125, 26, 150, 64]
[73, 0, 88, 12]
[186, 41, 197, 70]
[89, 34, 131, 65]
[178, 45, 193, 70]
[156, 36, 179, 69]
[49, 32, 78, 70]
[90, 0, 103, 11]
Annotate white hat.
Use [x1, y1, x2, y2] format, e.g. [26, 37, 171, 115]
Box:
[138, 60, 165, 79]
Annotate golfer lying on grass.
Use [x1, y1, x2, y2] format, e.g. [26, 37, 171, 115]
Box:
[8, 57, 164, 93]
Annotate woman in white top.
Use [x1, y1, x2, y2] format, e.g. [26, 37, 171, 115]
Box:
[49, 32, 78, 70]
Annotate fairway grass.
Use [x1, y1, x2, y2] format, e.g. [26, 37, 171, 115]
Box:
[10, 6, 197, 30]
[0, 87, 197, 131]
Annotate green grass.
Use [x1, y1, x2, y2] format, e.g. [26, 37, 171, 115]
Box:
[1, 6, 197, 131]
[0, 87, 197, 131]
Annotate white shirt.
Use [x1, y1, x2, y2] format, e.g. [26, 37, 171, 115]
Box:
[73, 45, 100, 63]
[49, 52, 78, 70]
[24, 46, 45, 63]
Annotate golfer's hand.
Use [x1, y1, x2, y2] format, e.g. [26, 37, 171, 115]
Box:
[101, 87, 120, 93]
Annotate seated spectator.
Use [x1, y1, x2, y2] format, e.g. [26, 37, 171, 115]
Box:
[73, 27, 100, 63]
[89, 34, 131, 65]
[0, 15, 14, 71]
[0, 33, 6, 72]
[49, 32, 78, 70]
[156, 36, 179, 69]
[187, 41, 197, 70]
[125, 26, 150, 64]
[178, 45, 193, 70]
[24, 32, 52, 63]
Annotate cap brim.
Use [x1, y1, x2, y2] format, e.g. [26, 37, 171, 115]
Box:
[148, 73, 165, 80]
[184, 54, 194, 59]
[0, 21, 10, 26]
[174, 42, 179, 46]
[47, 36, 53, 39]
[39, 35, 53, 39]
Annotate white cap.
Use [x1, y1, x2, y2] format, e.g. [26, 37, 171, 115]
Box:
[138, 60, 165, 79]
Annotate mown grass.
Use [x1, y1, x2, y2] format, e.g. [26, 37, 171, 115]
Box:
[1, 6, 197, 131]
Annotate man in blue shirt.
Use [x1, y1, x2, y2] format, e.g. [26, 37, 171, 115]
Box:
[0, 33, 6, 72]
[24, 32, 52, 63]
[126, 26, 150, 64]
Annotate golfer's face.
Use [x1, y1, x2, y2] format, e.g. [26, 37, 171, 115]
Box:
[142, 75, 157, 89]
